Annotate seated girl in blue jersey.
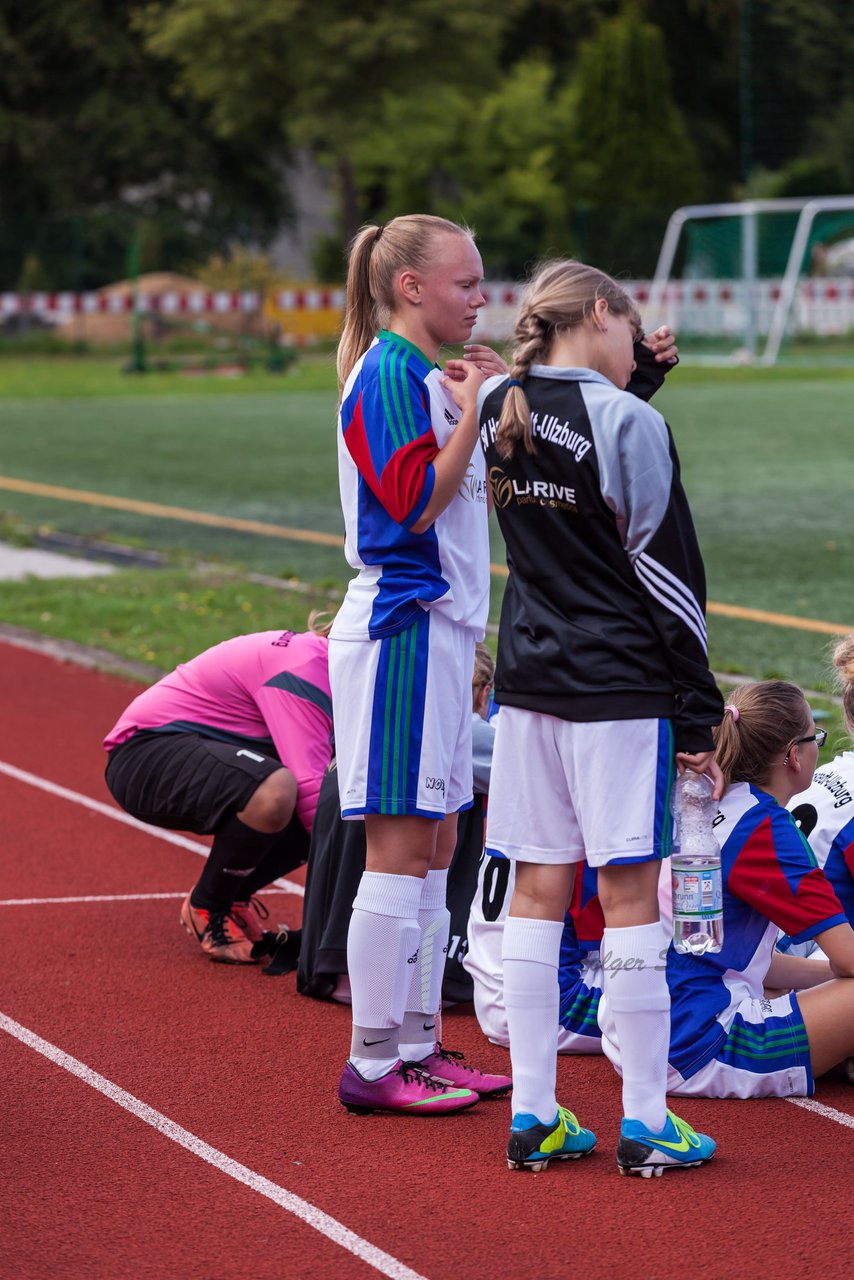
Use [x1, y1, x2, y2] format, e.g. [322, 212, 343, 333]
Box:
[780, 632, 854, 956]
[600, 679, 854, 1099]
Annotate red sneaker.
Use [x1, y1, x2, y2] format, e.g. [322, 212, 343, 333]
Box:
[180, 894, 257, 964]
[231, 896, 271, 944]
[415, 1043, 512, 1098]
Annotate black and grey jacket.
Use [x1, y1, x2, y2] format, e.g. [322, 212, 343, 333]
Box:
[478, 364, 723, 753]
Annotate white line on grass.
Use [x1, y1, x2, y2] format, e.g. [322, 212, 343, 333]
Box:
[786, 1096, 854, 1130]
[0, 759, 304, 896]
[0, 1011, 429, 1280]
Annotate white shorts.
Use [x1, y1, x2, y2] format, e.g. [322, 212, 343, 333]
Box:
[601, 990, 814, 1099]
[329, 610, 475, 819]
[485, 708, 676, 867]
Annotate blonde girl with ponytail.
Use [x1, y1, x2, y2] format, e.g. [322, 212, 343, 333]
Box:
[330, 214, 511, 1117]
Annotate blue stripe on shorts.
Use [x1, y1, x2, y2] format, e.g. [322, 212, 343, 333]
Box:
[717, 995, 814, 1091]
[608, 718, 675, 865]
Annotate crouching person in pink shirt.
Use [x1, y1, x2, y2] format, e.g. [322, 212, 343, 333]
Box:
[103, 618, 334, 965]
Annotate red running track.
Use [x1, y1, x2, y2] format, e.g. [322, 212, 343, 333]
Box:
[2, 638, 854, 1280]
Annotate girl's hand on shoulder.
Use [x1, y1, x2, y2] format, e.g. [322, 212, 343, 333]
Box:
[643, 325, 679, 365]
[440, 360, 485, 413]
[462, 344, 509, 377]
[676, 750, 724, 801]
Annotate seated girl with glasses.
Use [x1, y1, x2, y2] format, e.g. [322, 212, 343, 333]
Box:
[600, 678, 854, 1099]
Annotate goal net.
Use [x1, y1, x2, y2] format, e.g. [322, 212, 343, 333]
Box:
[645, 197, 854, 366]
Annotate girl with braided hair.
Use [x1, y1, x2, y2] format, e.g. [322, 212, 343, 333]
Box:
[477, 258, 723, 1176]
[330, 215, 510, 1117]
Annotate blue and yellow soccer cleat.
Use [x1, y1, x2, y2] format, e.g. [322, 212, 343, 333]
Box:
[617, 1109, 716, 1178]
[506, 1105, 596, 1172]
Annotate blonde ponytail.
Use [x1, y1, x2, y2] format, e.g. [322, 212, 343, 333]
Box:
[832, 632, 854, 739]
[336, 226, 384, 389]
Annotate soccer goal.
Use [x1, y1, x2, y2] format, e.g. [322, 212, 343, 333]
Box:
[646, 196, 854, 366]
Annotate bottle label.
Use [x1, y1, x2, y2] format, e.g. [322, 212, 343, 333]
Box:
[672, 867, 723, 919]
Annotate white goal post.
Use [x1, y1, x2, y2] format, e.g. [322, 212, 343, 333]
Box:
[648, 196, 854, 365]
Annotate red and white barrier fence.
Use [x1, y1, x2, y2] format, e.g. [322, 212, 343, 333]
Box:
[2, 279, 854, 338]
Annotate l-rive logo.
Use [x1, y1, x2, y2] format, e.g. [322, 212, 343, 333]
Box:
[489, 466, 514, 509]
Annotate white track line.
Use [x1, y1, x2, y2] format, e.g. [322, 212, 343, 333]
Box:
[787, 1096, 854, 1130]
[0, 759, 303, 897]
[0, 1012, 428, 1280]
[0, 889, 294, 907]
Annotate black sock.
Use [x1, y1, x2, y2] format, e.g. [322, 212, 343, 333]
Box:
[190, 813, 280, 912]
[238, 816, 310, 899]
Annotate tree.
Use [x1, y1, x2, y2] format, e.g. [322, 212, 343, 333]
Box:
[142, 0, 519, 247]
[350, 60, 575, 276]
[0, 1, 285, 287]
[556, 7, 703, 273]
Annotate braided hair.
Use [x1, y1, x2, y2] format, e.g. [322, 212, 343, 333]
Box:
[495, 260, 641, 460]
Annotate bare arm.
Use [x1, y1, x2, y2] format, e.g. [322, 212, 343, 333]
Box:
[765, 951, 834, 991]
[812, 921, 854, 978]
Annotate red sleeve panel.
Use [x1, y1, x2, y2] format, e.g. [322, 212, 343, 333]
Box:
[728, 811, 847, 941]
[343, 392, 439, 527]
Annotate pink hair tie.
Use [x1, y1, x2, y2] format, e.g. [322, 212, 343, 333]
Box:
[724, 703, 740, 722]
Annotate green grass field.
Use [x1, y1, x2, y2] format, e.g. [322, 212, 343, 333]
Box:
[0, 355, 851, 721]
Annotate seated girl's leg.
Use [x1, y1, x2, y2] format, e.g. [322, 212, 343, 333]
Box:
[798, 979, 854, 1078]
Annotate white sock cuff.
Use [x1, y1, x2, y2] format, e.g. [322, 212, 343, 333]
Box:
[606, 987, 670, 1013]
[602, 921, 668, 966]
[420, 868, 449, 912]
[352, 871, 424, 918]
[602, 923, 670, 1012]
[502, 916, 563, 966]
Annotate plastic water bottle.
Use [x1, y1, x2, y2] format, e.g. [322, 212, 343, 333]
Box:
[671, 772, 724, 955]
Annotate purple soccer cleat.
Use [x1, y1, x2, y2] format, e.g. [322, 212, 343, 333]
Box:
[415, 1043, 512, 1098]
[338, 1059, 480, 1116]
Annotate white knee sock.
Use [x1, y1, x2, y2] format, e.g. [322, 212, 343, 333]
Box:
[347, 871, 422, 1080]
[502, 916, 564, 1124]
[602, 921, 670, 1131]
[399, 869, 450, 1062]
